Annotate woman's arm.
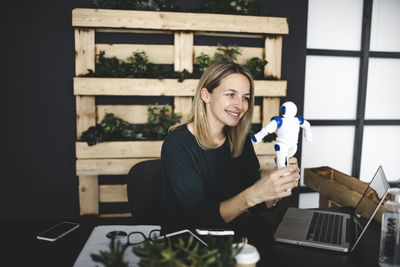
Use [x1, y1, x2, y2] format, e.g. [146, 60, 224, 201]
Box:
[220, 162, 300, 223]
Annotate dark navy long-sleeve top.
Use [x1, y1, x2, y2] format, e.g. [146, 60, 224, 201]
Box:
[161, 125, 261, 233]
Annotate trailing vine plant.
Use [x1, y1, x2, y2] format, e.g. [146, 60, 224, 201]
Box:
[83, 46, 269, 81]
[195, 44, 268, 79]
[83, 50, 195, 81]
[201, 0, 265, 16]
[81, 105, 181, 146]
[92, 0, 178, 11]
[91, 0, 265, 16]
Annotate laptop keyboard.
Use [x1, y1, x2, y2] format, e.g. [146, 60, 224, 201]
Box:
[306, 212, 344, 245]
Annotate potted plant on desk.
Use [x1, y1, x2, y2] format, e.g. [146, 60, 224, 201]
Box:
[91, 235, 239, 267]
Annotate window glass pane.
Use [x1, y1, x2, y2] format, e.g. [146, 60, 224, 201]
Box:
[370, 0, 400, 52]
[307, 0, 363, 50]
[365, 58, 400, 119]
[304, 56, 359, 119]
[299, 193, 319, 209]
[360, 126, 400, 182]
[301, 126, 355, 185]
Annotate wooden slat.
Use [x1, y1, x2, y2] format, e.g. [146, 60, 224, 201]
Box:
[76, 141, 163, 159]
[76, 140, 273, 159]
[100, 213, 132, 218]
[75, 28, 95, 76]
[79, 175, 99, 215]
[174, 32, 194, 73]
[257, 155, 275, 171]
[97, 105, 148, 124]
[74, 77, 196, 96]
[74, 77, 287, 97]
[77, 154, 270, 176]
[76, 158, 157, 175]
[72, 9, 289, 35]
[75, 28, 96, 140]
[262, 97, 280, 126]
[76, 96, 96, 140]
[99, 184, 128, 202]
[253, 105, 261, 123]
[253, 142, 276, 155]
[194, 46, 263, 65]
[96, 44, 174, 64]
[195, 31, 264, 39]
[95, 28, 265, 39]
[96, 104, 260, 124]
[96, 105, 171, 124]
[174, 97, 192, 121]
[264, 36, 283, 79]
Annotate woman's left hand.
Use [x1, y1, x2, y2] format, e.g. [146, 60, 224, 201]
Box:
[266, 157, 299, 208]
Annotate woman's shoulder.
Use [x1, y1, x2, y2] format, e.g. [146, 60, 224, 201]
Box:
[163, 124, 194, 147]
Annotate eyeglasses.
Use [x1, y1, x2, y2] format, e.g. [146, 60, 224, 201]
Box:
[106, 229, 162, 246]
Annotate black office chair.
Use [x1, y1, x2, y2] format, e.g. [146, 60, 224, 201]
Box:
[126, 159, 163, 224]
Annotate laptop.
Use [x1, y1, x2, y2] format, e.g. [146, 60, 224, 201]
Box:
[273, 166, 389, 252]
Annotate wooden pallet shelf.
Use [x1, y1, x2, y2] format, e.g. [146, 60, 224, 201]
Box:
[73, 78, 287, 96]
[76, 140, 275, 159]
[73, 8, 289, 217]
[72, 8, 289, 34]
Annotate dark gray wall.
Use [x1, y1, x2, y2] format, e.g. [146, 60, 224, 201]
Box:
[0, 0, 308, 221]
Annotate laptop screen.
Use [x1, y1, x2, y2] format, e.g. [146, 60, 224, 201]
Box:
[351, 166, 389, 249]
[355, 166, 390, 220]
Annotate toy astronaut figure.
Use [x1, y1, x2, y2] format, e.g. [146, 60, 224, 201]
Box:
[252, 101, 312, 169]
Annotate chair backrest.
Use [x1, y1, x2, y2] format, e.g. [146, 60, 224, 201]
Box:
[127, 159, 162, 224]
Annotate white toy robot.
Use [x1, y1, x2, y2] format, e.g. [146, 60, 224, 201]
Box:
[252, 101, 312, 169]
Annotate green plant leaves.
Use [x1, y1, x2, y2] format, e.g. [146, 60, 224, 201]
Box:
[195, 44, 267, 79]
[84, 47, 269, 81]
[202, 0, 264, 16]
[92, 0, 178, 11]
[132, 235, 238, 267]
[90, 237, 130, 267]
[80, 106, 182, 146]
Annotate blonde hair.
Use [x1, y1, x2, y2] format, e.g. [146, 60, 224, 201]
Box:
[170, 62, 255, 158]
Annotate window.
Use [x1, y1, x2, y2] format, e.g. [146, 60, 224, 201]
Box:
[300, 0, 400, 208]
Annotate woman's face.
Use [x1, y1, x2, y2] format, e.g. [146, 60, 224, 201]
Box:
[202, 73, 251, 130]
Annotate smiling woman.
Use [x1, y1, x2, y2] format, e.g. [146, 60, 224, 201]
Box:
[161, 62, 300, 234]
[169, 62, 255, 157]
[201, 73, 251, 131]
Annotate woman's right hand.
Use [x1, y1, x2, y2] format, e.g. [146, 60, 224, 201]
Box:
[247, 165, 300, 207]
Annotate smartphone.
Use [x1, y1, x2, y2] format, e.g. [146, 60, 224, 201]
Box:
[195, 228, 235, 236]
[37, 221, 79, 242]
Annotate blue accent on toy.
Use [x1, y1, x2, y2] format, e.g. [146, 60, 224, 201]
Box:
[274, 144, 280, 151]
[272, 116, 283, 128]
[281, 106, 286, 115]
[251, 136, 257, 142]
[296, 115, 304, 125]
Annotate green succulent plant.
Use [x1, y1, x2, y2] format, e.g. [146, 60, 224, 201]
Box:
[91, 234, 240, 267]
